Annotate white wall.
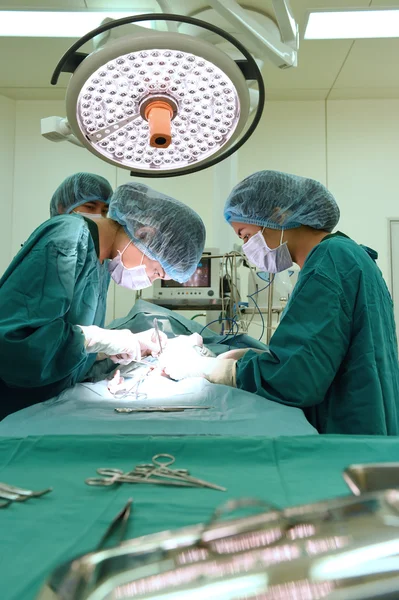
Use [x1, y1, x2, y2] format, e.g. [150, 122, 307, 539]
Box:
[238, 101, 327, 185]
[327, 100, 399, 282]
[0, 94, 15, 274]
[6, 97, 399, 330]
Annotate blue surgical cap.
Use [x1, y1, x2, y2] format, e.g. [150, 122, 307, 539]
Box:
[50, 172, 113, 217]
[224, 170, 340, 232]
[108, 182, 206, 283]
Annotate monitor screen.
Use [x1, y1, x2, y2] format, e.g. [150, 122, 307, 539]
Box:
[161, 257, 211, 288]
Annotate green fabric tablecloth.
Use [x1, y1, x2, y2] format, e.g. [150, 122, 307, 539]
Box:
[1, 434, 399, 600]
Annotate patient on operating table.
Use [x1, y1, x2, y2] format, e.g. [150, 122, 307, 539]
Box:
[107, 333, 215, 395]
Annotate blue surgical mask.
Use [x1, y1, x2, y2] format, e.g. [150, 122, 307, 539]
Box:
[108, 242, 152, 290]
[243, 228, 293, 273]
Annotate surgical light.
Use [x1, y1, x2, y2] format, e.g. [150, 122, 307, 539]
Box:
[50, 13, 264, 178]
[305, 8, 399, 40]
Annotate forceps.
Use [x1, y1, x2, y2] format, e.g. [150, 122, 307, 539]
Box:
[0, 482, 52, 507]
[86, 468, 194, 488]
[96, 498, 133, 550]
[135, 454, 226, 491]
[85, 453, 226, 491]
[112, 372, 149, 400]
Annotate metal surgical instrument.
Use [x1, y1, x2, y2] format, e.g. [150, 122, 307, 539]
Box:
[85, 453, 226, 491]
[153, 318, 163, 355]
[135, 454, 226, 491]
[0, 482, 52, 507]
[0, 482, 52, 497]
[96, 498, 133, 550]
[114, 406, 213, 413]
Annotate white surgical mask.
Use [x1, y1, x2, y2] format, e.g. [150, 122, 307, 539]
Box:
[108, 242, 152, 290]
[243, 228, 293, 274]
[73, 211, 104, 221]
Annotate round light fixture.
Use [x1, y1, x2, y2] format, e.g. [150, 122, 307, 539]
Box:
[52, 14, 265, 177]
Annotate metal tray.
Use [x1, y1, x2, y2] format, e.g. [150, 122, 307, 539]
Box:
[344, 463, 399, 495]
[37, 490, 399, 600]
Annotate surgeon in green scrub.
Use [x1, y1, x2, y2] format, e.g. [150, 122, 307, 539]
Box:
[50, 172, 114, 331]
[160, 170, 399, 435]
[0, 182, 205, 420]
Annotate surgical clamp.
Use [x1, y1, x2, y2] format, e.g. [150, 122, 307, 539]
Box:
[85, 453, 226, 492]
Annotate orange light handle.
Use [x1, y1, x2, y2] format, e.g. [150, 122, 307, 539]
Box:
[144, 101, 173, 148]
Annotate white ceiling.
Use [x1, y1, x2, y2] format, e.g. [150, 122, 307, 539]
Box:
[1, 0, 399, 101]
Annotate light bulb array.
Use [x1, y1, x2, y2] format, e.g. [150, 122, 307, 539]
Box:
[76, 49, 240, 171]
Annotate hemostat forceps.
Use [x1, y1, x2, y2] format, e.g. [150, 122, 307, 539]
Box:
[85, 453, 226, 491]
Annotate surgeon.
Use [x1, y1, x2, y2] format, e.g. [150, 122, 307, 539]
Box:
[50, 172, 112, 218]
[0, 182, 205, 420]
[160, 170, 399, 435]
[49, 172, 114, 326]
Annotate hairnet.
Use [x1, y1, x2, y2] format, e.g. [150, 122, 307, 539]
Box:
[224, 170, 340, 232]
[108, 182, 206, 283]
[50, 172, 113, 217]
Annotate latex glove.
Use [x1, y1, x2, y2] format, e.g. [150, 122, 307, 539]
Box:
[163, 333, 214, 357]
[135, 328, 168, 357]
[107, 369, 125, 394]
[78, 325, 141, 365]
[166, 333, 204, 351]
[159, 345, 236, 387]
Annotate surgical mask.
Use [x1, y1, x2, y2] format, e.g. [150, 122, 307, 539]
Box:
[108, 241, 152, 290]
[73, 211, 104, 221]
[243, 228, 293, 273]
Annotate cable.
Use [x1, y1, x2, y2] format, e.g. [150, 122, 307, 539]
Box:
[246, 272, 274, 342]
[247, 292, 265, 342]
[220, 250, 243, 335]
[199, 317, 239, 343]
[190, 313, 206, 321]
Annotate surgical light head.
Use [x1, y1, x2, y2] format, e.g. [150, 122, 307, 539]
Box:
[50, 172, 113, 217]
[224, 170, 340, 232]
[49, 13, 264, 178]
[108, 182, 206, 283]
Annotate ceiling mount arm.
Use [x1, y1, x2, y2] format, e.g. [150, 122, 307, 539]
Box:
[207, 0, 298, 69]
[272, 0, 298, 47]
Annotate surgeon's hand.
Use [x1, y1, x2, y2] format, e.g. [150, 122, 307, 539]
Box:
[166, 333, 203, 351]
[135, 328, 168, 357]
[78, 325, 141, 365]
[163, 333, 215, 356]
[159, 345, 236, 387]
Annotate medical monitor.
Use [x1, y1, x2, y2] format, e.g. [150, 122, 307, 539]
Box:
[152, 248, 220, 300]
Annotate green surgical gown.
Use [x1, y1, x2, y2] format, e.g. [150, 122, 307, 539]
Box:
[237, 232, 399, 435]
[0, 214, 109, 420]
